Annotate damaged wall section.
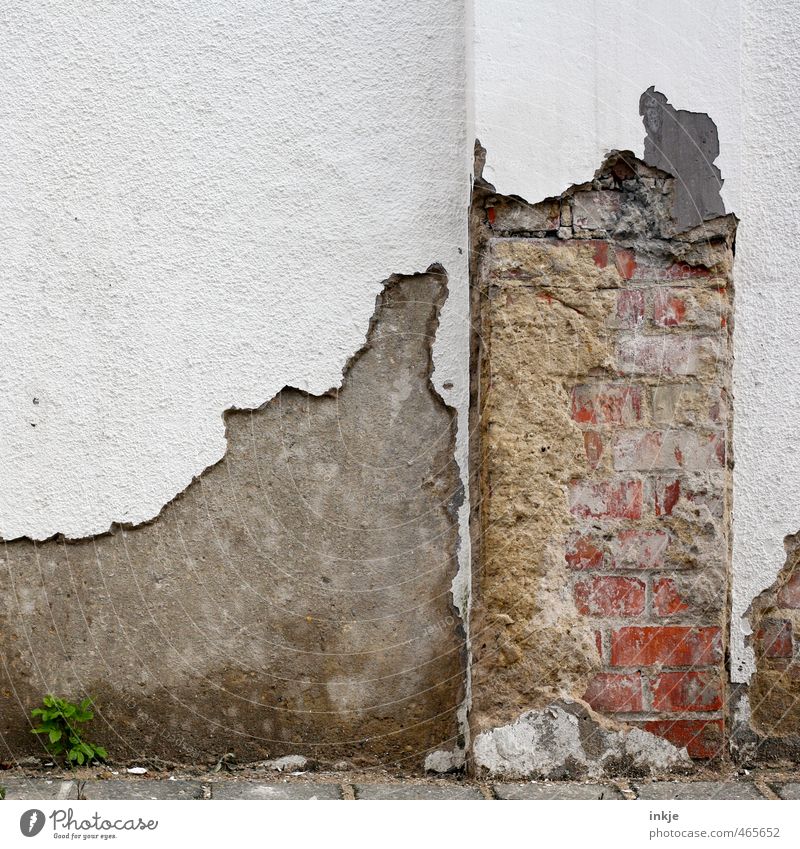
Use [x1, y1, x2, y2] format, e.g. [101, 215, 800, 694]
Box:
[0, 274, 465, 771]
[470, 150, 736, 775]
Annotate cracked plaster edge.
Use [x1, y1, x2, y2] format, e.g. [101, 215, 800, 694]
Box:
[3, 265, 473, 771]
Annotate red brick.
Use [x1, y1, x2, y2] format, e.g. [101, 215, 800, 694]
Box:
[571, 384, 642, 426]
[757, 619, 793, 659]
[652, 671, 723, 712]
[653, 577, 689, 616]
[616, 289, 645, 328]
[643, 719, 723, 759]
[583, 431, 604, 468]
[565, 533, 604, 570]
[777, 572, 800, 609]
[664, 262, 712, 280]
[569, 479, 643, 520]
[653, 291, 687, 326]
[610, 626, 722, 667]
[654, 478, 681, 516]
[628, 259, 713, 282]
[614, 247, 637, 280]
[574, 576, 645, 617]
[608, 530, 669, 570]
[617, 336, 709, 377]
[613, 430, 724, 471]
[592, 241, 610, 269]
[583, 672, 643, 713]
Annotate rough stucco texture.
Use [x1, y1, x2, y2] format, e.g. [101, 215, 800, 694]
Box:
[0, 0, 469, 542]
[731, 0, 800, 684]
[471, 152, 735, 765]
[0, 275, 465, 768]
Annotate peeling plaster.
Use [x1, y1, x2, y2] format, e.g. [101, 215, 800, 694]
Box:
[472, 701, 691, 780]
[0, 0, 469, 545]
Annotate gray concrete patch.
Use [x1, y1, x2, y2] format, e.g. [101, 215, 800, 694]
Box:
[495, 783, 624, 800]
[0, 274, 464, 768]
[354, 783, 483, 800]
[212, 782, 342, 800]
[636, 782, 764, 800]
[770, 783, 800, 800]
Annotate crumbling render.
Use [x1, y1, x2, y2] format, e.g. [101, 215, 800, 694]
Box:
[744, 533, 800, 755]
[470, 138, 736, 775]
[0, 273, 466, 771]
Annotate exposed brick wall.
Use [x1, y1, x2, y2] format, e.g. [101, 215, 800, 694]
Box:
[749, 534, 800, 739]
[567, 246, 730, 759]
[472, 151, 735, 761]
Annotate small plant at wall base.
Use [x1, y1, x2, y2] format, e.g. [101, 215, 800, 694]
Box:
[30, 696, 107, 767]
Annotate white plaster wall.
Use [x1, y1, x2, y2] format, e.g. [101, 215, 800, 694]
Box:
[473, 0, 800, 682]
[473, 0, 741, 211]
[731, 0, 800, 680]
[0, 1, 469, 542]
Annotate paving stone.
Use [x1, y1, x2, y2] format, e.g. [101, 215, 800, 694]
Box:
[354, 783, 483, 800]
[212, 782, 342, 800]
[494, 782, 624, 800]
[0, 778, 204, 800]
[79, 780, 203, 800]
[771, 783, 800, 800]
[637, 782, 763, 800]
[0, 779, 74, 800]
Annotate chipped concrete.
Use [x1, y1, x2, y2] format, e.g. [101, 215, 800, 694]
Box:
[472, 701, 690, 780]
[0, 273, 464, 770]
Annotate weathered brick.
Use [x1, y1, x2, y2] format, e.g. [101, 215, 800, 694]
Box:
[610, 626, 722, 667]
[651, 384, 724, 426]
[571, 190, 622, 231]
[757, 619, 793, 659]
[628, 258, 713, 283]
[583, 672, 643, 713]
[643, 719, 723, 759]
[574, 575, 645, 617]
[571, 384, 642, 426]
[617, 336, 714, 377]
[487, 197, 560, 233]
[569, 479, 643, 520]
[653, 475, 725, 521]
[652, 671, 723, 712]
[608, 530, 669, 570]
[777, 573, 800, 609]
[583, 431, 604, 469]
[654, 478, 682, 516]
[653, 289, 724, 329]
[614, 289, 645, 328]
[653, 577, 689, 616]
[565, 533, 604, 570]
[614, 247, 637, 280]
[613, 430, 724, 471]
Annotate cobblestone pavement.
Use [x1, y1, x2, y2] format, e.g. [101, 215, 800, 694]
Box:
[1, 772, 799, 800]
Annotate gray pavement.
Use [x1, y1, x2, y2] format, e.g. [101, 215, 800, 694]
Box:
[0, 775, 795, 800]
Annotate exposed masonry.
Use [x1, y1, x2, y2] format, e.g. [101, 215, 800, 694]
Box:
[740, 533, 800, 760]
[0, 273, 465, 771]
[470, 147, 736, 775]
